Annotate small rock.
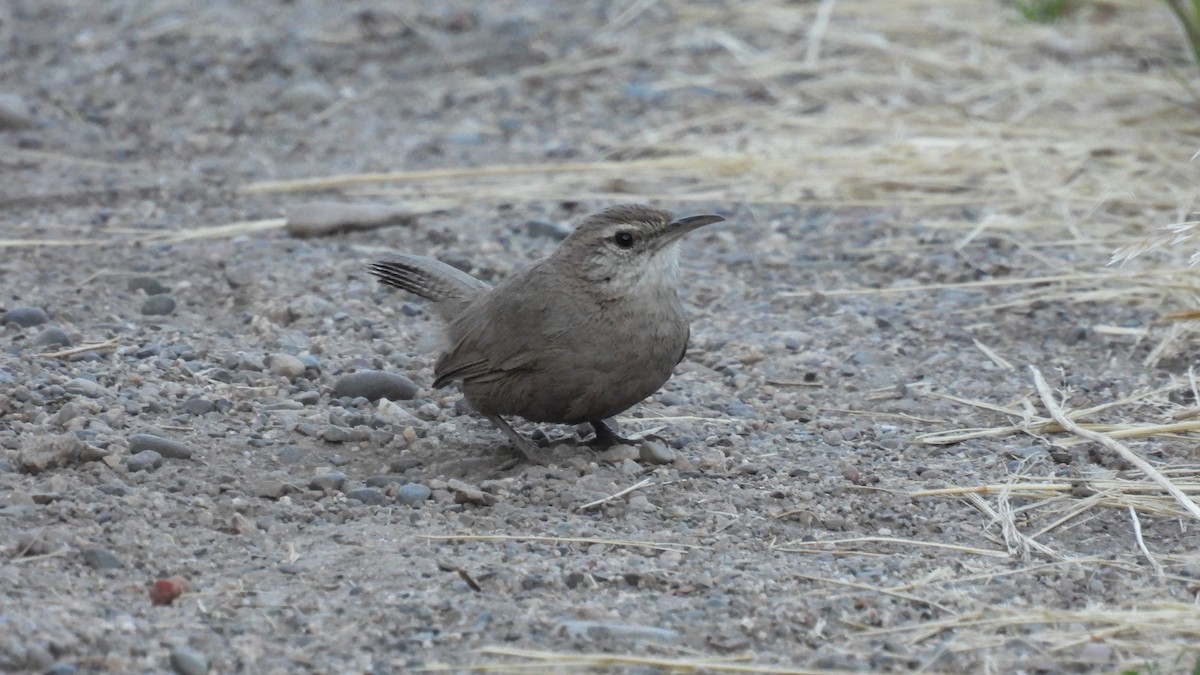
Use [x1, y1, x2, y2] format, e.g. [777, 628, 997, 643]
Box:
[141, 294, 176, 316]
[18, 433, 84, 473]
[169, 646, 209, 675]
[322, 425, 352, 443]
[64, 377, 106, 397]
[2, 306, 48, 327]
[1077, 641, 1111, 664]
[267, 353, 306, 380]
[128, 433, 194, 459]
[286, 202, 414, 238]
[309, 471, 346, 491]
[255, 479, 293, 500]
[333, 370, 418, 402]
[33, 326, 71, 348]
[599, 444, 639, 463]
[446, 479, 496, 506]
[396, 483, 432, 504]
[0, 92, 33, 129]
[365, 475, 407, 488]
[180, 397, 214, 416]
[81, 547, 124, 570]
[278, 80, 336, 112]
[639, 441, 676, 465]
[524, 219, 571, 240]
[346, 487, 388, 505]
[128, 276, 171, 295]
[126, 450, 164, 472]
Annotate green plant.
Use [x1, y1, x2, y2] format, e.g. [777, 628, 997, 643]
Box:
[1015, 0, 1072, 23]
[1163, 0, 1200, 67]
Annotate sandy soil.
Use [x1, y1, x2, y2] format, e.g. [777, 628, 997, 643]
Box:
[3, 1, 1200, 673]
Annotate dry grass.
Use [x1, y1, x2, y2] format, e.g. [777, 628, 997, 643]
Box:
[421, 647, 851, 674]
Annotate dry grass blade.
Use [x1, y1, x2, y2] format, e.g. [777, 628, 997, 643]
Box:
[856, 603, 1200, 660]
[793, 272, 1147, 298]
[576, 477, 655, 511]
[417, 534, 693, 553]
[772, 535, 1007, 558]
[416, 646, 854, 674]
[243, 156, 752, 195]
[0, 238, 110, 248]
[37, 337, 120, 359]
[1030, 366, 1200, 522]
[792, 572, 955, 612]
[142, 218, 288, 243]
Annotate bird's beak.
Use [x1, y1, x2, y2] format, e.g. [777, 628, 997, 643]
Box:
[660, 214, 725, 244]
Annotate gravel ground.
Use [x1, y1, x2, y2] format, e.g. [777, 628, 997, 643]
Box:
[3, 1, 1200, 673]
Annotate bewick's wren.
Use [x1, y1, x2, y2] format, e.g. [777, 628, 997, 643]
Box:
[367, 203, 725, 460]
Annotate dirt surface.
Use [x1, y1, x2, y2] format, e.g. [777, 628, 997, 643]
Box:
[4, 1, 1200, 673]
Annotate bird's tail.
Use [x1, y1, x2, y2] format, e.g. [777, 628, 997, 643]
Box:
[367, 254, 490, 321]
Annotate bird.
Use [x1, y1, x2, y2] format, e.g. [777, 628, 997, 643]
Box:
[367, 203, 725, 460]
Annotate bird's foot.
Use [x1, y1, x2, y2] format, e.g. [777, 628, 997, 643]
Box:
[587, 420, 642, 448]
[486, 414, 550, 467]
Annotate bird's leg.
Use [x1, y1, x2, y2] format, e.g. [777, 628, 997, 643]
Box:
[588, 419, 639, 448]
[485, 414, 544, 463]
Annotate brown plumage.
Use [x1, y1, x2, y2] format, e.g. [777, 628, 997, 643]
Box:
[367, 203, 724, 459]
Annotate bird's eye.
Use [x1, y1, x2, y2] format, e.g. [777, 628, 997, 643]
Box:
[613, 231, 635, 248]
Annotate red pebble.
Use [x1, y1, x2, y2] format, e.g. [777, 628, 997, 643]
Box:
[149, 576, 190, 606]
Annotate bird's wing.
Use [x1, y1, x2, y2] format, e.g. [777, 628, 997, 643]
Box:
[432, 265, 559, 387]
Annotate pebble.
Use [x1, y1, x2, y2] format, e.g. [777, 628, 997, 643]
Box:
[346, 487, 388, 505]
[126, 450, 164, 472]
[32, 326, 71, 348]
[141, 294, 176, 315]
[0, 92, 33, 129]
[524, 219, 571, 240]
[169, 646, 209, 675]
[309, 471, 346, 491]
[278, 80, 336, 112]
[365, 475, 407, 488]
[64, 377, 106, 397]
[128, 276, 171, 295]
[285, 202, 414, 238]
[18, 433, 84, 473]
[599, 444, 638, 463]
[448, 479, 496, 505]
[81, 547, 124, 570]
[2, 306, 48, 327]
[255, 479, 293, 500]
[180, 397, 214, 416]
[639, 441, 676, 465]
[267, 353, 306, 380]
[322, 425, 352, 443]
[396, 483, 432, 504]
[128, 433, 194, 459]
[333, 370, 418, 401]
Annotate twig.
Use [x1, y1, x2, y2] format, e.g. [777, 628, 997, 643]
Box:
[1030, 366, 1200, 522]
[418, 534, 692, 553]
[773, 535, 1007, 558]
[804, 0, 837, 67]
[37, 337, 120, 359]
[1127, 505, 1164, 577]
[10, 548, 72, 564]
[576, 477, 654, 511]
